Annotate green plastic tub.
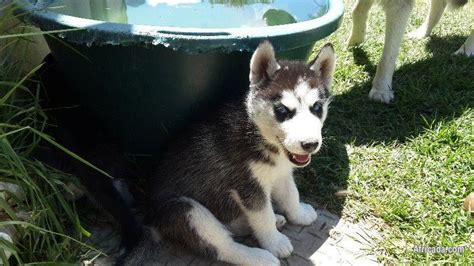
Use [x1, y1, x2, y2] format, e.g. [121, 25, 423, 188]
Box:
[16, 0, 343, 153]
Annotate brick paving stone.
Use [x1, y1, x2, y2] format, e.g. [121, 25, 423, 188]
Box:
[92, 208, 380, 266]
[281, 227, 306, 240]
[282, 254, 313, 266]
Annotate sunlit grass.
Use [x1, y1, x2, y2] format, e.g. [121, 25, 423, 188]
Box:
[300, 0, 473, 263]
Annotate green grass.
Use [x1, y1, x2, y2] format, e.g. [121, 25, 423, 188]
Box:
[299, 0, 473, 263]
[0, 3, 102, 264]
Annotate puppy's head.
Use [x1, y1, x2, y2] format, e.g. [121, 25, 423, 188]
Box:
[247, 41, 335, 167]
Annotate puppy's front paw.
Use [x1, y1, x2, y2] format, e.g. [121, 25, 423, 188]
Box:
[244, 248, 280, 266]
[260, 232, 293, 258]
[275, 214, 287, 230]
[369, 87, 394, 103]
[288, 202, 318, 225]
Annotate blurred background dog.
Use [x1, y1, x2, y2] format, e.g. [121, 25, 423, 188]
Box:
[347, 0, 473, 103]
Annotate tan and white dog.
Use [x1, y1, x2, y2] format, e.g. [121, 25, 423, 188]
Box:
[348, 0, 473, 103]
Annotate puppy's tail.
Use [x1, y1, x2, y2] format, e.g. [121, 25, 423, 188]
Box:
[447, 0, 468, 9]
[115, 227, 163, 266]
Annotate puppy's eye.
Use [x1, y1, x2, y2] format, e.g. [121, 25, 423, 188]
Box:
[310, 102, 323, 117]
[274, 104, 293, 121]
[275, 105, 289, 116]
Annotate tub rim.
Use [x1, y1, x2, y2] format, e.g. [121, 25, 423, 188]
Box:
[15, 0, 344, 53]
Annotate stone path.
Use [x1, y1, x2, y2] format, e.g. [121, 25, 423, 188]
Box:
[102, 209, 380, 266]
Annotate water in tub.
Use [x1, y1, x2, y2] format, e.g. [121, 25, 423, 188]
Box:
[34, 0, 329, 28]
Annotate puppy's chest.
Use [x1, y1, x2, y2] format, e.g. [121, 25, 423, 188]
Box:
[248, 153, 293, 193]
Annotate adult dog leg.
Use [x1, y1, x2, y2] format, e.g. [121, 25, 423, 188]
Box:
[369, 0, 414, 103]
[408, 0, 448, 39]
[348, 0, 375, 46]
[454, 30, 474, 56]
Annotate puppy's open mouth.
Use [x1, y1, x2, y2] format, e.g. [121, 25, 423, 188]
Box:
[287, 152, 310, 166]
[276, 139, 311, 167]
[284, 149, 311, 167]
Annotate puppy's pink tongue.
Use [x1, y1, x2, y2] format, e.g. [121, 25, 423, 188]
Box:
[292, 154, 310, 163]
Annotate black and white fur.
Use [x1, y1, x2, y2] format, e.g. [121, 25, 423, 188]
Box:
[348, 0, 472, 103]
[128, 42, 336, 265]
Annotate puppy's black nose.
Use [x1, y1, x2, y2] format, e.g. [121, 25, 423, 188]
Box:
[301, 141, 319, 153]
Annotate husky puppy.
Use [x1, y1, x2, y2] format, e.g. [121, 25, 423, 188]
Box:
[140, 41, 336, 265]
[348, 0, 472, 103]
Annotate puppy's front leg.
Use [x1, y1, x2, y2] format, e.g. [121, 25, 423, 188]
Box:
[245, 199, 293, 258]
[272, 175, 318, 226]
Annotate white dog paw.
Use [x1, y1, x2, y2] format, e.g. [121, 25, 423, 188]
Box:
[275, 214, 287, 230]
[369, 87, 394, 103]
[453, 45, 474, 57]
[243, 248, 280, 266]
[407, 28, 429, 39]
[347, 32, 365, 46]
[260, 232, 293, 258]
[288, 203, 318, 226]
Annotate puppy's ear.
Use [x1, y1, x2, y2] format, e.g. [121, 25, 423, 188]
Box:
[249, 41, 280, 87]
[309, 43, 336, 88]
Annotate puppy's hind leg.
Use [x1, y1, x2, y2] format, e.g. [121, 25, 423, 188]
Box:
[408, 0, 448, 39]
[275, 214, 287, 230]
[154, 197, 280, 266]
[369, 0, 414, 103]
[348, 0, 375, 46]
[228, 213, 287, 237]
